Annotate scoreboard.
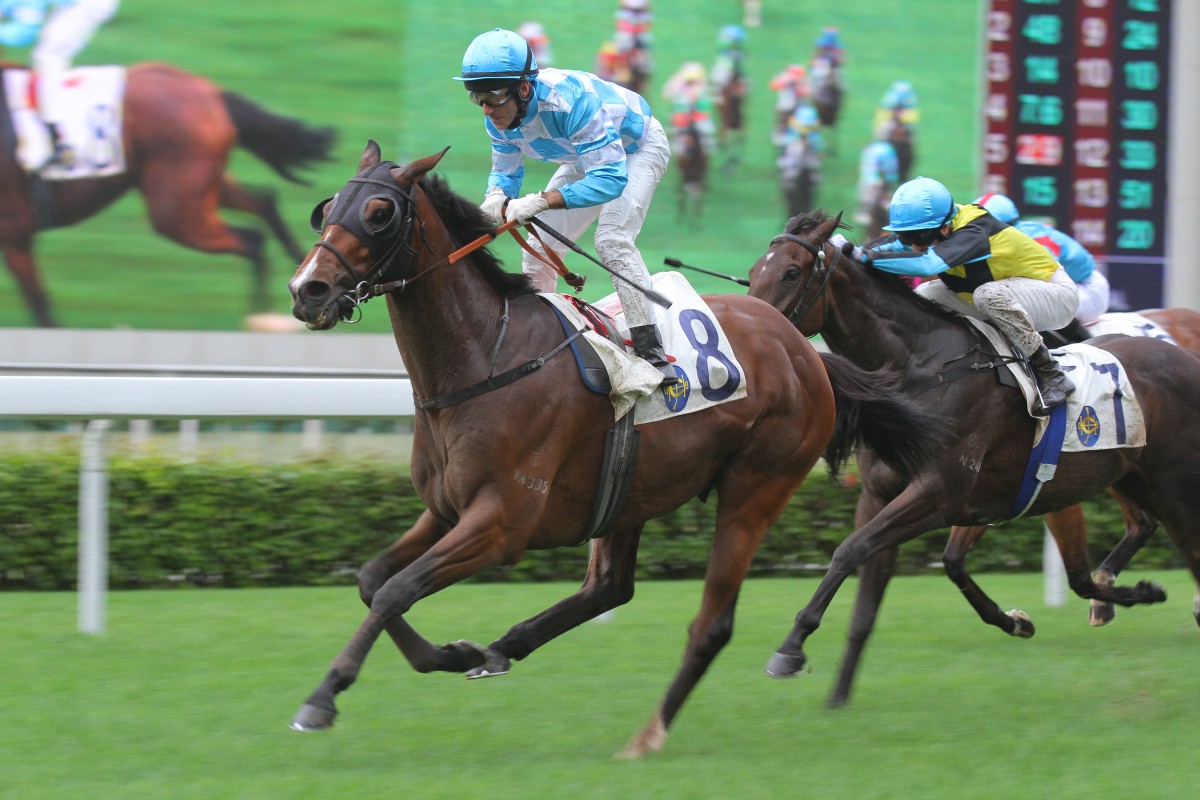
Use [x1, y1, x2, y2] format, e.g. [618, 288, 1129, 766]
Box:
[982, 0, 1171, 309]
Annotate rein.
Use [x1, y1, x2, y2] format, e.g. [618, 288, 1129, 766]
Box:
[769, 232, 843, 325]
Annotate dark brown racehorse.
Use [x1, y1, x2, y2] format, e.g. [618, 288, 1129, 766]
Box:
[810, 56, 843, 156]
[674, 121, 707, 224]
[746, 210, 1200, 707]
[285, 142, 946, 757]
[716, 74, 746, 173]
[0, 62, 334, 326]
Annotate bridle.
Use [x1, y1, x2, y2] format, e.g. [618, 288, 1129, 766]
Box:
[308, 161, 433, 322]
[768, 231, 843, 326]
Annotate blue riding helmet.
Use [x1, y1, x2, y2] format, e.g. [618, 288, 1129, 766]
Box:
[815, 27, 841, 47]
[453, 28, 539, 83]
[883, 177, 956, 232]
[973, 192, 1020, 224]
[718, 25, 746, 47]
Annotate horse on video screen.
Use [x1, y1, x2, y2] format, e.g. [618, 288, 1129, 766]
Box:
[673, 121, 708, 224]
[0, 62, 334, 326]
[284, 141, 949, 757]
[747, 210, 1200, 707]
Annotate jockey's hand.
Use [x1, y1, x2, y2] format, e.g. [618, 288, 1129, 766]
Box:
[480, 191, 507, 225]
[851, 246, 872, 266]
[506, 192, 550, 225]
[829, 233, 850, 250]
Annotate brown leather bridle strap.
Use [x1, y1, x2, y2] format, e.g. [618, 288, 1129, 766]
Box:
[506, 224, 586, 292]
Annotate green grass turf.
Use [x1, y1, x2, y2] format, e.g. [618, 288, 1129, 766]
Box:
[0, 0, 981, 332]
[3, 572, 1197, 799]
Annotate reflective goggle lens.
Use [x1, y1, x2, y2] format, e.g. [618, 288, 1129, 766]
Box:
[469, 89, 512, 108]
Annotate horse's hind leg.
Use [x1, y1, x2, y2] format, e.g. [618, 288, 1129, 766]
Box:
[621, 469, 805, 759]
[464, 525, 644, 679]
[1090, 493, 1159, 625]
[219, 177, 305, 263]
[141, 164, 271, 312]
[942, 525, 1035, 637]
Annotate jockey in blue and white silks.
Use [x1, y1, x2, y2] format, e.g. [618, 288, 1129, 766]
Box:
[483, 67, 655, 210]
[455, 28, 677, 385]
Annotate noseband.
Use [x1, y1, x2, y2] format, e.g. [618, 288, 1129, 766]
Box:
[769, 232, 842, 325]
[309, 161, 425, 320]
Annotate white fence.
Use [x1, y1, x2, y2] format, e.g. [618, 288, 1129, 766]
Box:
[1, 363, 413, 635]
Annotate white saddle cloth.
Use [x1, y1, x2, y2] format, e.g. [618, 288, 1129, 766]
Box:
[966, 318, 1146, 452]
[541, 271, 749, 423]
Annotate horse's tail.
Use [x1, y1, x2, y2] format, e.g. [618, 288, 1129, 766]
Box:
[221, 91, 336, 186]
[820, 352, 953, 482]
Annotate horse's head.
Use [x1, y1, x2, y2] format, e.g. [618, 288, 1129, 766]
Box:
[288, 140, 447, 329]
[747, 211, 847, 336]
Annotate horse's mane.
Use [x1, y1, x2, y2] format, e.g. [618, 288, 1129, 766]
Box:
[783, 210, 963, 330]
[420, 175, 536, 299]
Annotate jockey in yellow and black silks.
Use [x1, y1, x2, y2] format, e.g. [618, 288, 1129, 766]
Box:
[853, 177, 1079, 415]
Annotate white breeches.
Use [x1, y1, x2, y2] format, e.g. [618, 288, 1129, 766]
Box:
[521, 117, 670, 329]
[917, 266, 1079, 356]
[32, 0, 119, 121]
[1074, 270, 1110, 325]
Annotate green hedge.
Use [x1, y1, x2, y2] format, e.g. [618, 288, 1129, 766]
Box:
[0, 450, 1182, 590]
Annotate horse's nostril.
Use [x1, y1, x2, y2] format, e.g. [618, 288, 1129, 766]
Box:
[300, 281, 331, 301]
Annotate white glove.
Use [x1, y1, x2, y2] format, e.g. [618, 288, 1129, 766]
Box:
[829, 233, 850, 250]
[480, 191, 507, 224]
[505, 192, 550, 224]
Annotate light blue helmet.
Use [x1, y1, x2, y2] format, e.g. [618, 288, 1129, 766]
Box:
[883, 177, 956, 232]
[815, 27, 841, 47]
[973, 192, 1019, 224]
[718, 25, 746, 47]
[453, 28, 539, 84]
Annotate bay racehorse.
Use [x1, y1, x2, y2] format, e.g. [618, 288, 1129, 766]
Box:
[809, 56, 842, 156]
[716, 74, 746, 173]
[0, 62, 334, 326]
[746, 210, 1200, 707]
[285, 142, 947, 757]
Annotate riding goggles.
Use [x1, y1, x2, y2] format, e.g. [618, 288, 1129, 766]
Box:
[897, 227, 944, 248]
[468, 88, 514, 108]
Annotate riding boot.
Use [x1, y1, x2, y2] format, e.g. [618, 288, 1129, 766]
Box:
[43, 123, 73, 170]
[629, 324, 682, 386]
[1029, 344, 1074, 415]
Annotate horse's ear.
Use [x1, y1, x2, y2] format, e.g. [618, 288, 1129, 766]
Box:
[359, 140, 382, 172]
[392, 146, 451, 187]
[815, 213, 843, 240]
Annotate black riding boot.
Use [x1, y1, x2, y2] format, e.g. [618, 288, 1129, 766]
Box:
[630, 324, 681, 386]
[1029, 344, 1074, 415]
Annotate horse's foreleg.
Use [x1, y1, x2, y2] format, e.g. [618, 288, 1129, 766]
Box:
[1090, 493, 1160, 625]
[2, 245, 57, 327]
[827, 546, 898, 708]
[291, 511, 513, 732]
[471, 526, 644, 678]
[766, 488, 945, 682]
[943, 524, 1035, 637]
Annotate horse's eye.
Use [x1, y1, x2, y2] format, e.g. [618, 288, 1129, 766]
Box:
[784, 266, 802, 281]
[362, 199, 400, 237]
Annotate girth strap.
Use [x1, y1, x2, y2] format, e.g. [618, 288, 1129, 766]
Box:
[414, 328, 584, 410]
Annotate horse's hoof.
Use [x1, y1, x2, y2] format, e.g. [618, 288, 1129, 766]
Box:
[465, 649, 511, 680]
[764, 651, 809, 678]
[441, 639, 490, 671]
[1007, 609, 1035, 638]
[290, 702, 336, 732]
[1089, 599, 1116, 627]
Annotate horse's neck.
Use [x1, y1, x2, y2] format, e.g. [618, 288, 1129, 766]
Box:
[384, 251, 509, 401]
[824, 270, 966, 376]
